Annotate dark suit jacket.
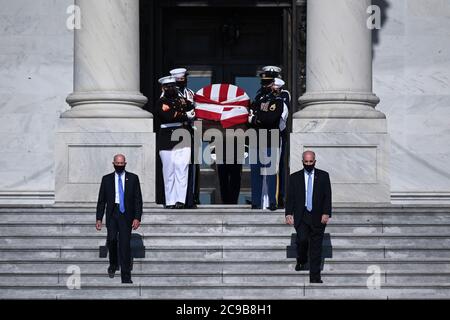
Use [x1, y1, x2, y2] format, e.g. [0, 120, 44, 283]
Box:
[96, 171, 143, 227]
[285, 168, 332, 227]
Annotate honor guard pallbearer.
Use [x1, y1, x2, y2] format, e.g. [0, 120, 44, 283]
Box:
[170, 68, 200, 208]
[156, 76, 195, 209]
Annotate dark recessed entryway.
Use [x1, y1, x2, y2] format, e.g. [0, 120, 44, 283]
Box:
[141, 1, 289, 204]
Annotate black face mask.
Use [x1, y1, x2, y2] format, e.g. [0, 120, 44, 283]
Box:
[176, 81, 186, 90]
[114, 165, 125, 174]
[261, 86, 271, 94]
[303, 163, 315, 173]
[165, 88, 177, 98]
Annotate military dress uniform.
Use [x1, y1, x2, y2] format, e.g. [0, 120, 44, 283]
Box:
[248, 91, 284, 210]
[170, 68, 200, 208]
[273, 78, 291, 208]
[156, 76, 194, 209]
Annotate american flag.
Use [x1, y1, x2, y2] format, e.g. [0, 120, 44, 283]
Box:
[194, 84, 250, 128]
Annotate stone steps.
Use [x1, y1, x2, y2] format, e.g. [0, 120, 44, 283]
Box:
[0, 270, 449, 286]
[1, 233, 449, 247]
[1, 245, 449, 259]
[0, 205, 449, 299]
[1, 222, 449, 235]
[1, 212, 450, 223]
[1, 258, 449, 273]
[0, 203, 448, 211]
[1, 283, 450, 300]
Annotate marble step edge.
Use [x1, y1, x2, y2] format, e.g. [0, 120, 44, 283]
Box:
[1, 233, 450, 239]
[1, 207, 450, 213]
[1, 222, 449, 227]
[1, 258, 449, 264]
[1, 270, 449, 277]
[1, 244, 448, 251]
[2, 203, 450, 209]
[1, 212, 449, 218]
[1, 283, 450, 289]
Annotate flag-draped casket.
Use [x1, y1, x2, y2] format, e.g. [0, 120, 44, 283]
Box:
[194, 84, 250, 128]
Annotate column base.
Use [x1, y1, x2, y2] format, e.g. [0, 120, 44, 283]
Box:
[297, 92, 385, 119]
[55, 118, 155, 203]
[63, 91, 151, 118]
[290, 117, 390, 203]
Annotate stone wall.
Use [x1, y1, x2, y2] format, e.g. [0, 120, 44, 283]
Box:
[373, 0, 450, 202]
[0, 0, 73, 203]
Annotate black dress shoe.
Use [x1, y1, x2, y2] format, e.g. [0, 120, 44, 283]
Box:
[268, 204, 277, 211]
[165, 205, 175, 209]
[310, 278, 323, 284]
[121, 279, 133, 284]
[107, 266, 117, 278]
[251, 205, 261, 209]
[175, 202, 185, 209]
[295, 263, 308, 271]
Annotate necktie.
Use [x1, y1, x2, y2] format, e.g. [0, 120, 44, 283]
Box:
[306, 172, 313, 212]
[118, 174, 125, 214]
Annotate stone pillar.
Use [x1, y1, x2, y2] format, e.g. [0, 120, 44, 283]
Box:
[64, 0, 149, 118]
[55, 0, 155, 204]
[291, 0, 390, 203]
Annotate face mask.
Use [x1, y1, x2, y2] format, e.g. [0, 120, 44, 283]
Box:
[114, 165, 125, 174]
[303, 163, 315, 173]
[176, 81, 186, 90]
[165, 88, 177, 98]
[261, 78, 274, 86]
[261, 86, 271, 94]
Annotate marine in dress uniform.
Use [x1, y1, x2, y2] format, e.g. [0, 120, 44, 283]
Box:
[259, 66, 291, 209]
[248, 76, 284, 211]
[170, 68, 200, 209]
[156, 76, 195, 209]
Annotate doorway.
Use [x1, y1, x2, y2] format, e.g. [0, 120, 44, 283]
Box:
[141, 3, 285, 204]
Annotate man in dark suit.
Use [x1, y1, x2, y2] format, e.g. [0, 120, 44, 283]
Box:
[285, 151, 332, 283]
[96, 154, 143, 284]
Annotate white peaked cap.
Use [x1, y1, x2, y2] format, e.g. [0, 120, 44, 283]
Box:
[273, 78, 285, 87]
[169, 68, 187, 78]
[158, 76, 176, 85]
[262, 65, 281, 73]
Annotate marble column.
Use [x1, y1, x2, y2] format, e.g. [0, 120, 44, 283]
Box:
[63, 0, 149, 118]
[291, 0, 390, 203]
[55, 0, 155, 204]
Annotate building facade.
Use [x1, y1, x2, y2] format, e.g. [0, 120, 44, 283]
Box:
[0, 0, 449, 205]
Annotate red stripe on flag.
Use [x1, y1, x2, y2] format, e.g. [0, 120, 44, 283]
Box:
[195, 108, 221, 121]
[195, 94, 249, 107]
[222, 99, 250, 107]
[220, 113, 248, 128]
[194, 84, 250, 128]
[219, 84, 229, 103]
[203, 85, 212, 100]
[194, 95, 217, 104]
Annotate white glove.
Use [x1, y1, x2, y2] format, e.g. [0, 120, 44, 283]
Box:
[186, 110, 196, 120]
[248, 114, 255, 124]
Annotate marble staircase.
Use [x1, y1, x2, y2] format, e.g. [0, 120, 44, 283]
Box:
[0, 205, 449, 299]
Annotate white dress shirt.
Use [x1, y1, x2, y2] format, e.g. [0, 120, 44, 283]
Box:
[115, 172, 126, 204]
[304, 169, 315, 207]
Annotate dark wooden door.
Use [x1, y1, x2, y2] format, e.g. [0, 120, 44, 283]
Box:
[161, 7, 282, 204]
